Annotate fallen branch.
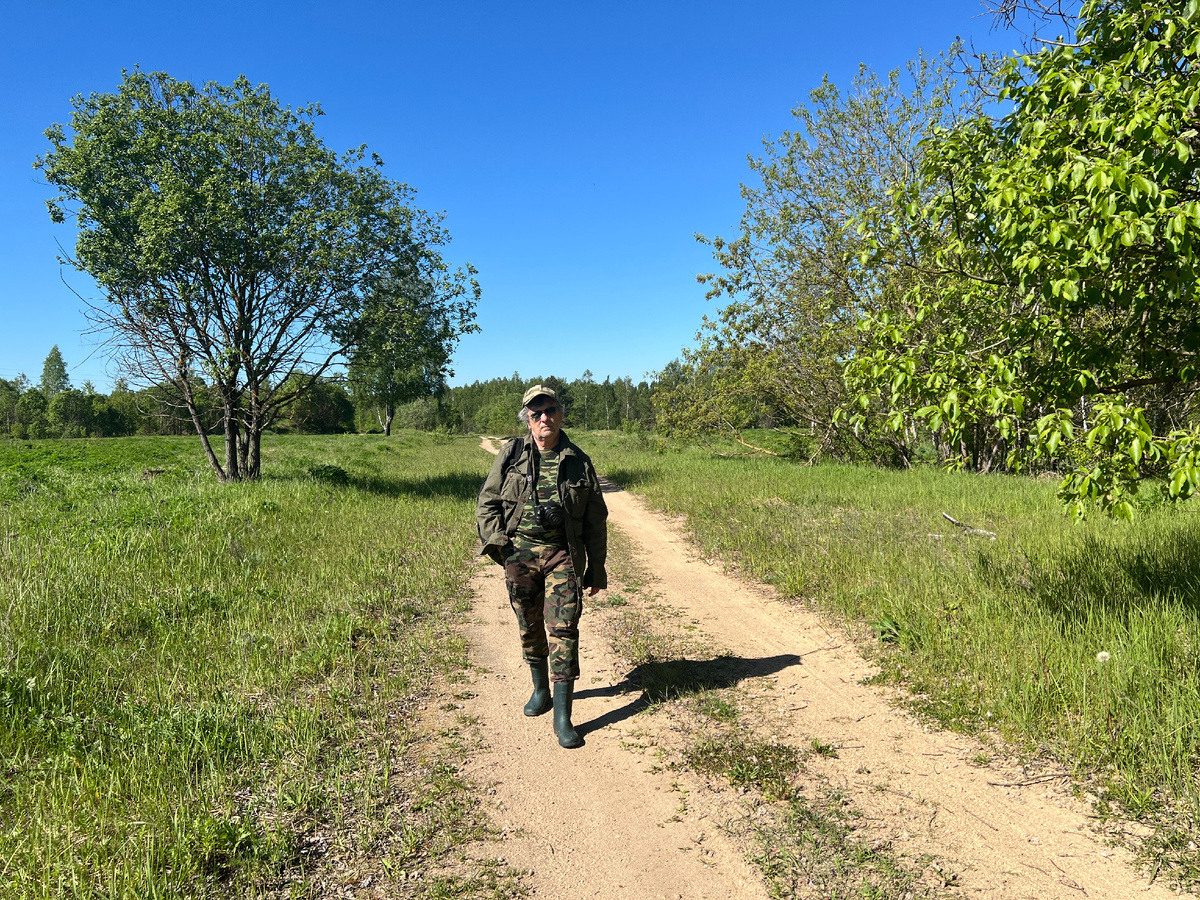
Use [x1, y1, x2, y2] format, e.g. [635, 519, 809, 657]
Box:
[720, 420, 782, 456]
[734, 435, 781, 456]
[942, 512, 996, 540]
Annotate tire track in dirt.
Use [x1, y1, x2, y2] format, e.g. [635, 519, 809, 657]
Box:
[456, 438, 1188, 899]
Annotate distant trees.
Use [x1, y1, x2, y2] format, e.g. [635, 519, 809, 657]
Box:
[0, 347, 366, 440]
[47, 390, 93, 438]
[15, 390, 48, 439]
[0, 358, 660, 440]
[38, 70, 475, 480]
[38, 346, 70, 398]
[345, 271, 479, 436]
[444, 372, 655, 434]
[0, 380, 20, 434]
[286, 377, 355, 434]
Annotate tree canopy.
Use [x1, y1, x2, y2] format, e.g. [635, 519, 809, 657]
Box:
[345, 270, 479, 436]
[658, 52, 976, 463]
[38, 346, 70, 398]
[37, 70, 476, 479]
[847, 0, 1200, 515]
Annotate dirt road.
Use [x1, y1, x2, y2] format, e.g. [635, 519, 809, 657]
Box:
[453, 438, 1186, 899]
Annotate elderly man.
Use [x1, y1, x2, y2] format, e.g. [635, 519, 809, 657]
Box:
[476, 385, 608, 748]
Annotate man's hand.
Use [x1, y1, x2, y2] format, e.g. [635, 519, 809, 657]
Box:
[588, 586, 601, 597]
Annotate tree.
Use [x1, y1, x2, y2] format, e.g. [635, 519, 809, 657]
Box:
[660, 53, 977, 462]
[38, 346, 70, 398]
[38, 70, 475, 480]
[287, 377, 355, 433]
[577, 369, 594, 429]
[848, 0, 1200, 515]
[345, 270, 478, 436]
[0, 378, 21, 435]
[47, 389, 93, 437]
[98, 378, 143, 435]
[15, 391, 48, 439]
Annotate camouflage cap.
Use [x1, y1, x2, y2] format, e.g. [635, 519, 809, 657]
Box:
[521, 385, 558, 407]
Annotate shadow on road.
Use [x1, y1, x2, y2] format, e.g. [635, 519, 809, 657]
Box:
[576, 652, 802, 736]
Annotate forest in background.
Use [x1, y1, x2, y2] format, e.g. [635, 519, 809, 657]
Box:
[0, 345, 660, 439]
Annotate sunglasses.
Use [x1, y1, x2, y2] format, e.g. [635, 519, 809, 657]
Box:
[528, 406, 558, 420]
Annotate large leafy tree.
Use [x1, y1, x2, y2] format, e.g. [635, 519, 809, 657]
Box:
[658, 54, 977, 462]
[345, 268, 479, 436]
[37, 70, 475, 480]
[848, 0, 1200, 515]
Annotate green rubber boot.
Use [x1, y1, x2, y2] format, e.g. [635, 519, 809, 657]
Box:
[552, 682, 583, 748]
[523, 659, 552, 717]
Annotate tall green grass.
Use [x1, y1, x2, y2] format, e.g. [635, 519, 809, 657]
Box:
[0, 433, 495, 898]
[579, 430, 1200, 881]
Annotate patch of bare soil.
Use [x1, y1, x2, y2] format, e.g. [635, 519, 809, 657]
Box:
[455, 438, 1189, 899]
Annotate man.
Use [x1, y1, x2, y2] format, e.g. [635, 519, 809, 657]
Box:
[476, 385, 608, 748]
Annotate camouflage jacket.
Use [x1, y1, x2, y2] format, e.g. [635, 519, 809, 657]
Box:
[476, 431, 608, 590]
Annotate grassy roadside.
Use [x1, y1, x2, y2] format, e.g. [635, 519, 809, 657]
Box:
[578, 429, 1200, 888]
[0, 433, 515, 898]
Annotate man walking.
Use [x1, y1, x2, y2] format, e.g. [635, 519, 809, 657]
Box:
[476, 386, 608, 748]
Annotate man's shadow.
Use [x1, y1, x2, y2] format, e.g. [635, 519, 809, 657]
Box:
[574, 653, 802, 737]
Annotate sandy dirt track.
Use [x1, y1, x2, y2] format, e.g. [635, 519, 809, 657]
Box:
[453, 437, 1189, 899]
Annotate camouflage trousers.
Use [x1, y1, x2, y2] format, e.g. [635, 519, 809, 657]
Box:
[503, 543, 581, 683]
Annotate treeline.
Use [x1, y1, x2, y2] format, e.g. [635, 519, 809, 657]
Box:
[444, 371, 655, 434]
[0, 346, 361, 439]
[1, 347, 658, 439]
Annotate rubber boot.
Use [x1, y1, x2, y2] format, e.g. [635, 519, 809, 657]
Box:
[523, 659, 552, 717]
[552, 682, 583, 748]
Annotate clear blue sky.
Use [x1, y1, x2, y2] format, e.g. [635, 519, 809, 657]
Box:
[0, 1, 1024, 391]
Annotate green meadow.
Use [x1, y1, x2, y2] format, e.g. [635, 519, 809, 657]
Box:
[579, 429, 1200, 882]
[0, 434, 502, 898]
[3, 429, 1199, 893]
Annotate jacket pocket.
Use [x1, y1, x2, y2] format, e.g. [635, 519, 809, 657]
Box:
[501, 472, 525, 519]
[563, 478, 590, 517]
[501, 472, 524, 501]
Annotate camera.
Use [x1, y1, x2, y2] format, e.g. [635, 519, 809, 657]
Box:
[534, 501, 565, 528]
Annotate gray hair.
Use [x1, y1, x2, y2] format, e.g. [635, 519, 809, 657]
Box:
[518, 399, 566, 425]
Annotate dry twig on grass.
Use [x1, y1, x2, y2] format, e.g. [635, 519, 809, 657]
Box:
[940, 513, 997, 540]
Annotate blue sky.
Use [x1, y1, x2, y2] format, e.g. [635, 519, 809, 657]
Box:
[0, 1, 1025, 391]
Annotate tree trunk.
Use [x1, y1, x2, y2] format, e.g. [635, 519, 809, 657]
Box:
[384, 404, 394, 436]
[237, 429, 250, 479]
[242, 385, 263, 480]
[246, 427, 262, 479]
[223, 407, 241, 482]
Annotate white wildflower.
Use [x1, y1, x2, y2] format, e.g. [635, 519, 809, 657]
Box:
[1096, 651, 1110, 664]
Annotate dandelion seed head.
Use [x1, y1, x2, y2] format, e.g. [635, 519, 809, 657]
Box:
[1096, 651, 1111, 664]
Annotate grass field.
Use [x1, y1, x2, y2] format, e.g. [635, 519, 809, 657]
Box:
[7, 427, 1200, 892]
[577, 429, 1200, 885]
[0, 433, 505, 898]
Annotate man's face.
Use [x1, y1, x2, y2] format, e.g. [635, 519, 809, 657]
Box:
[525, 397, 562, 449]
